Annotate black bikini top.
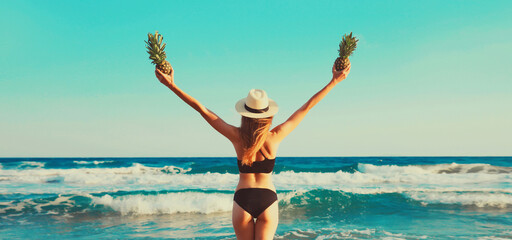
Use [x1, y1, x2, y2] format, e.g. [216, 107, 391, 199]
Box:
[237, 149, 275, 173]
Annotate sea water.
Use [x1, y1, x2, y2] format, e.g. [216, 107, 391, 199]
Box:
[0, 157, 511, 239]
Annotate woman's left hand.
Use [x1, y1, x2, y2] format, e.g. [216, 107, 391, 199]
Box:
[331, 60, 351, 84]
[155, 66, 174, 87]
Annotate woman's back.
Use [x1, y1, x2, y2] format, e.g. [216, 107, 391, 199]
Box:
[233, 131, 279, 191]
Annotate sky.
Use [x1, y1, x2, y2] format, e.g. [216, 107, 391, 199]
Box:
[1, 0, 511, 157]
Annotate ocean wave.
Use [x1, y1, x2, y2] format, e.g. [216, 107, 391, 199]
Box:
[2, 188, 510, 219]
[73, 160, 115, 165]
[0, 195, 76, 215]
[18, 161, 45, 169]
[282, 189, 512, 211]
[1, 162, 511, 197]
[0, 163, 195, 185]
[91, 192, 233, 215]
[404, 191, 512, 208]
[0, 191, 234, 217]
[2, 163, 509, 187]
[274, 168, 512, 188]
[274, 228, 428, 240]
[358, 163, 512, 174]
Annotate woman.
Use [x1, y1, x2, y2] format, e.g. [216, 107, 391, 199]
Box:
[155, 61, 351, 240]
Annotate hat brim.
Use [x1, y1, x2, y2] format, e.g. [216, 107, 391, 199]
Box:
[235, 98, 278, 119]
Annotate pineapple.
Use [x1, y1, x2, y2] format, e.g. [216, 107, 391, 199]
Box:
[145, 31, 172, 74]
[334, 32, 358, 71]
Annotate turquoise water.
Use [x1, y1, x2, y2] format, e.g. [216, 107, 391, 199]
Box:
[1, 157, 511, 239]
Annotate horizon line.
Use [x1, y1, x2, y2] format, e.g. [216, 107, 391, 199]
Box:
[1, 155, 511, 159]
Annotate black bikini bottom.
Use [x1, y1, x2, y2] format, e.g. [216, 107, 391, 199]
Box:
[234, 188, 278, 219]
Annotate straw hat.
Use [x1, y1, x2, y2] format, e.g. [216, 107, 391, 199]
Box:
[235, 89, 278, 118]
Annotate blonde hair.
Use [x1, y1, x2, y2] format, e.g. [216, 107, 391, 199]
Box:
[239, 116, 273, 166]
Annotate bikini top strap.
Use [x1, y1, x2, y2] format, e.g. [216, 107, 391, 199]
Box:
[259, 149, 268, 160]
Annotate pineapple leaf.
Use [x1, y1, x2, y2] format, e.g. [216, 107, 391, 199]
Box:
[145, 31, 169, 65]
[338, 32, 358, 59]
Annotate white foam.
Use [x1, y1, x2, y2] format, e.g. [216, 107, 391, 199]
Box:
[405, 191, 512, 208]
[0, 192, 234, 216]
[0, 163, 197, 185]
[276, 228, 427, 240]
[0, 195, 76, 214]
[273, 168, 511, 189]
[359, 163, 512, 175]
[91, 192, 233, 215]
[335, 187, 512, 195]
[18, 161, 45, 169]
[73, 160, 114, 165]
[0, 200, 24, 214]
[478, 236, 512, 240]
[383, 230, 405, 238]
[33, 195, 74, 212]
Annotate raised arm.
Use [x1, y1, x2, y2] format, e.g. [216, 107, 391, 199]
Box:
[271, 61, 351, 142]
[155, 67, 238, 142]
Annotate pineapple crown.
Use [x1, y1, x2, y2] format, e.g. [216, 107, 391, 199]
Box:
[338, 32, 358, 59]
[145, 31, 167, 65]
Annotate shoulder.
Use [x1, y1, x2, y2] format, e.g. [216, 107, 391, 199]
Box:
[265, 131, 281, 147]
[230, 127, 241, 143]
[262, 132, 280, 158]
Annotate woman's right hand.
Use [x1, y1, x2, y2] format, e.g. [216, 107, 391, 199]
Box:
[155, 66, 175, 88]
[331, 60, 351, 84]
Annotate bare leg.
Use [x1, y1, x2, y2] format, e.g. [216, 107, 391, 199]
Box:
[254, 201, 279, 240]
[232, 202, 255, 240]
